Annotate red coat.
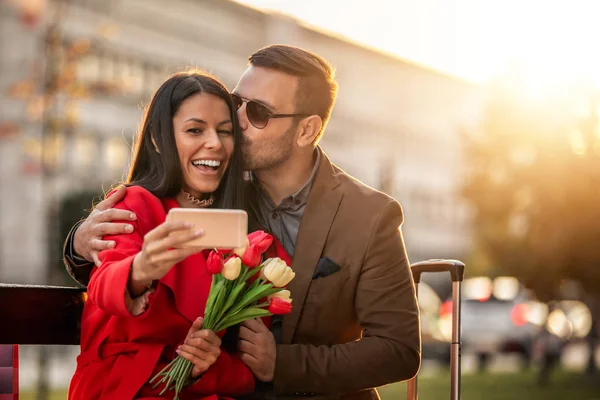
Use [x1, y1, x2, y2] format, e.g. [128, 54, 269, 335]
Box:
[69, 186, 288, 400]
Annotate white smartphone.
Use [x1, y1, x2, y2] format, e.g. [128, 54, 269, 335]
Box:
[166, 208, 248, 249]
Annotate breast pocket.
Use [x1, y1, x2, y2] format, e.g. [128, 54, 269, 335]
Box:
[305, 266, 352, 305]
[299, 266, 355, 344]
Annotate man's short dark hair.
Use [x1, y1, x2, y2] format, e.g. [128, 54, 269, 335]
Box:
[249, 44, 338, 142]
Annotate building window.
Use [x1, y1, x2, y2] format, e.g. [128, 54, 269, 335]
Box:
[69, 42, 168, 101]
[71, 135, 96, 169]
[42, 133, 66, 172]
[104, 136, 130, 172]
[76, 53, 101, 85]
[97, 51, 115, 86]
[119, 61, 144, 97]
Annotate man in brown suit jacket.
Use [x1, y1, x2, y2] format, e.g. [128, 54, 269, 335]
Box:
[63, 45, 420, 400]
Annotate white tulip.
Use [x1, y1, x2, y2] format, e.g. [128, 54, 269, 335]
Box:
[222, 256, 242, 280]
[260, 257, 285, 281]
[262, 257, 295, 287]
[268, 289, 292, 303]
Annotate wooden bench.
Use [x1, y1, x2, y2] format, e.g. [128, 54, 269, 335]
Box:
[0, 260, 464, 398]
[0, 284, 86, 398]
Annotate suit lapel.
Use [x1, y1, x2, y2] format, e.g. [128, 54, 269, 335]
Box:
[282, 151, 343, 344]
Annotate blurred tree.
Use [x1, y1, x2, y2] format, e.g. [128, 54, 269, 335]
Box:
[3, 0, 126, 281]
[462, 74, 600, 377]
[462, 77, 600, 301]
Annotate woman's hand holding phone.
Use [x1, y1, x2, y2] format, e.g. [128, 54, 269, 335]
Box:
[129, 221, 204, 296]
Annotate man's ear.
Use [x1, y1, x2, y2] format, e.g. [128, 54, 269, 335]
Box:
[296, 115, 323, 148]
[151, 136, 160, 153]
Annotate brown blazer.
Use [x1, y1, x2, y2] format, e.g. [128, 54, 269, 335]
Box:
[62, 150, 421, 400]
[271, 151, 420, 400]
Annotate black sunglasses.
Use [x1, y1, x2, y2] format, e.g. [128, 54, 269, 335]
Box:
[231, 93, 311, 129]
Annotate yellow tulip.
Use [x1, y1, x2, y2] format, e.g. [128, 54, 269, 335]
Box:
[222, 257, 242, 280]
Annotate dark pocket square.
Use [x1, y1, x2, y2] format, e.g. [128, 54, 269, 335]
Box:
[312, 257, 341, 279]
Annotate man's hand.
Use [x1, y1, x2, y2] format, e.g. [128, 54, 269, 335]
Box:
[177, 317, 222, 378]
[238, 318, 276, 382]
[73, 185, 137, 266]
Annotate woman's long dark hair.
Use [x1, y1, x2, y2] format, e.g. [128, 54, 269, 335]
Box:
[126, 70, 245, 210]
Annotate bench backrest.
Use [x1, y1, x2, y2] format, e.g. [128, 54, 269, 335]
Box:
[0, 284, 86, 345]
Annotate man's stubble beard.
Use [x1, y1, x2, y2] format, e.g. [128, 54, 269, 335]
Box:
[241, 123, 296, 172]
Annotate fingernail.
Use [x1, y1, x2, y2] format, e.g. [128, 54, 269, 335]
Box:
[125, 225, 133, 232]
[195, 229, 204, 236]
[176, 349, 181, 354]
[108, 241, 116, 248]
[184, 222, 193, 228]
[130, 213, 136, 220]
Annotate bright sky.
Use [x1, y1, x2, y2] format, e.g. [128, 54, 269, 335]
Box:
[236, 0, 600, 88]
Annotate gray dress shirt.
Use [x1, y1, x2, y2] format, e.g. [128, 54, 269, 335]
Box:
[251, 149, 321, 258]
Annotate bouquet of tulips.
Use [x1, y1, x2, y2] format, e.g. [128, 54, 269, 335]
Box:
[150, 231, 295, 399]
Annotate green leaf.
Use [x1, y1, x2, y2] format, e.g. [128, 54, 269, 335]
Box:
[203, 279, 225, 329]
[204, 275, 219, 312]
[215, 281, 247, 323]
[214, 307, 272, 332]
[246, 265, 264, 280]
[228, 282, 276, 315]
[208, 280, 228, 329]
[247, 277, 261, 292]
[237, 264, 250, 282]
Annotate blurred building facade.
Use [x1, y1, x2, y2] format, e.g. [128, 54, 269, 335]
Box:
[0, 0, 484, 286]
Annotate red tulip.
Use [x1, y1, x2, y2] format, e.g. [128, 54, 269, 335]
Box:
[268, 297, 292, 315]
[206, 250, 224, 274]
[215, 248, 233, 256]
[240, 231, 273, 268]
[242, 245, 262, 268]
[247, 231, 273, 253]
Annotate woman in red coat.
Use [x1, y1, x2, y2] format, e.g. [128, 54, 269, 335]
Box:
[68, 71, 286, 400]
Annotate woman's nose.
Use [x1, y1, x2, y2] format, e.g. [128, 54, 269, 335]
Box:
[204, 130, 223, 150]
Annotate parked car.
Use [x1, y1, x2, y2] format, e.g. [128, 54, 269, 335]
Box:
[415, 281, 452, 362]
[438, 276, 540, 371]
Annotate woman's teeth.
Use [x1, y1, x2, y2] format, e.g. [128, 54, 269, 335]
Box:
[192, 160, 220, 169]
